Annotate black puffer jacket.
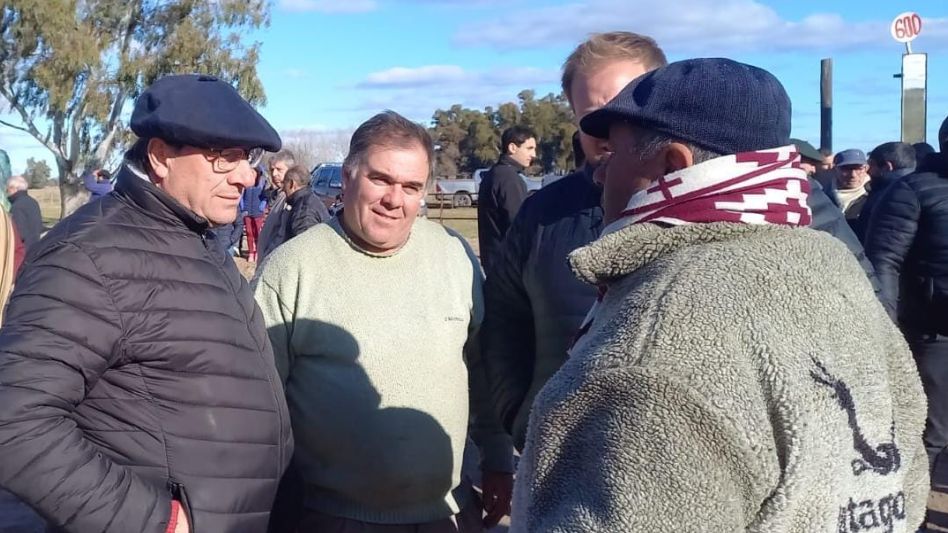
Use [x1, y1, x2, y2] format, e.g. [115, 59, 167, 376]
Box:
[482, 169, 602, 450]
[258, 187, 329, 262]
[482, 171, 883, 450]
[0, 167, 293, 532]
[477, 155, 529, 272]
[865, 157, 948, 335]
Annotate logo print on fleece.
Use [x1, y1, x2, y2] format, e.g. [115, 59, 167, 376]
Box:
[809, 357, 901, 477]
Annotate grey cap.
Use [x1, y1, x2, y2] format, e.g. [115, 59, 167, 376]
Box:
[834, 149, 867, 167]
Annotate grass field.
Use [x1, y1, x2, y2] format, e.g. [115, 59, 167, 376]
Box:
[33, 187, 63, 228]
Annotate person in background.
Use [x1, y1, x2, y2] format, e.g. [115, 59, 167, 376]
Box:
[477, 125, 536, 272]
[241, 166, 268, 262]
[83, 167, 114, 202]
[256, 149, 296, 261]
[211, 195, 245, 257]
[830, 148, 871, 225]
[6, 175, 43, 253]
[854, 142, 916, 242]
[257, 165, 328, 263]
[787, 139, 887, 309]
[914, 142, 938, 173]
[512, 57, 929, 533]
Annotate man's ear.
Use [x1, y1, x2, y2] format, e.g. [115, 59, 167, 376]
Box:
[506, 142, 517, 156]
[341, 165, 354, 193]
[884, 161, 895, 172]
[663, 143, 695, 175]
[147, 138, 176, 181]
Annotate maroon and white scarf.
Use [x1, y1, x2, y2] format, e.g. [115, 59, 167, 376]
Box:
[570, 145, 811, 351]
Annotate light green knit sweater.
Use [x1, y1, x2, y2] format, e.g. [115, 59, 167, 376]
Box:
[255, 217, 512, 524]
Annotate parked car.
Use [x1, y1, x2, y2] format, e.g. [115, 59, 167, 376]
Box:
[435, 173, 480, 208]
[311, 162, 344, 212]
[435, 170, 541, 208]
[312, 162, 427, 218]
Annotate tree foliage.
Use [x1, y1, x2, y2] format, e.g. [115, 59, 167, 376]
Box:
[23, 156, 51, 189]
[0, 0, 270, 216]
[430, 90, 576, 178]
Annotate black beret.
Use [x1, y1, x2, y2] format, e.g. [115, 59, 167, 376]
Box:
[130, 74, 281, 152]
[581, 58, 791, 156]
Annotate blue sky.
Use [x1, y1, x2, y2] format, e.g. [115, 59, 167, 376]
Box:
[3, 0, 948, 173]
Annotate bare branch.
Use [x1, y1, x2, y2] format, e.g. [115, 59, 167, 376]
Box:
[0, 118, 30, 134]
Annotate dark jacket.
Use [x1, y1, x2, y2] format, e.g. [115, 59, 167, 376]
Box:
[865, 158, 948, 336]
[482, 168, 602, 450]
[482, 171, 883, 451]
[853, 167, 915, 243]
[257, 190, 285, 261]
[8, 189, 43, 250]
[477, 155, 529, 272]
[807, 178, 884, 308]
[259, 187, 329, 262]
[0, 167, 293, 533]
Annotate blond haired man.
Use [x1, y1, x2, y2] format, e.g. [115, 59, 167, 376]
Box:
[481, 32, 667, 451]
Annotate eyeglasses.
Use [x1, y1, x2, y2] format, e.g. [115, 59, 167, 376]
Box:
[203, 147, 264, 173]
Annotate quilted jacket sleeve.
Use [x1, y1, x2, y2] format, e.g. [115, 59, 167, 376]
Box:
[864, 180, 921, 318]
[0, 242, 172, 533]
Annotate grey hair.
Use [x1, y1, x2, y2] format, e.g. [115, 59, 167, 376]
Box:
[8, 175, 28, 192]
[629, 127, 723, 166]
[343, 110, 434, 182]
[269, 149, 296, 168]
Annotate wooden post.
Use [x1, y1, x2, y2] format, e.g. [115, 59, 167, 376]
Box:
[820, 58, 833, 154]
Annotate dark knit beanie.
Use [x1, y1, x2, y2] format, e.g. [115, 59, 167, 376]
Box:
[581, 58, 791, 155]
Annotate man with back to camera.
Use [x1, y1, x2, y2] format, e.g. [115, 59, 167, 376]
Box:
[511, 58, 929, 532]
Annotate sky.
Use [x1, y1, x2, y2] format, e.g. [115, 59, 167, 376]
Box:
[2, 0, 948, 174]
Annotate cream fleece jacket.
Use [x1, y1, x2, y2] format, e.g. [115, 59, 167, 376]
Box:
[511, 222, 928, 533]
[255, 217, 512, 524]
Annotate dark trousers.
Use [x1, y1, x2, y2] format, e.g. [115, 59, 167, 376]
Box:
[911, 334, 948, 483]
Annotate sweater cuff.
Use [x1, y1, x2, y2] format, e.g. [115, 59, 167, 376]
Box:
[166, 501, 181, 533]
[478, 432, 515, 473]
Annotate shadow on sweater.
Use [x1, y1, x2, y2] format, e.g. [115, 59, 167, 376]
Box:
[267, 320, 455, 533]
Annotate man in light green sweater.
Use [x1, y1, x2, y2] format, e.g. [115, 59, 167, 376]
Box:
[255, 111, 513, 533]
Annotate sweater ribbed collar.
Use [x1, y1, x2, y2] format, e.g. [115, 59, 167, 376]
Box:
[329, 214, 415, 258]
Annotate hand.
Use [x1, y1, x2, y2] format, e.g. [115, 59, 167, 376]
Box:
[480, 470, 513, 528]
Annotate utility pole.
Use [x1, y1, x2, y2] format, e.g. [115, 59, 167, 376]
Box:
[820, 58, 832, 155]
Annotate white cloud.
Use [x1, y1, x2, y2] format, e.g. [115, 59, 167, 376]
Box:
[453, 0, 948, 54]
[361, 65, 469, 88]
[350, 65, 562, 122]
[278, 0, 378, 14]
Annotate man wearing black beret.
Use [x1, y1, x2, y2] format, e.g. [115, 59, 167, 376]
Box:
[511, 58, 929, 532]
[0, 74, 293, 533]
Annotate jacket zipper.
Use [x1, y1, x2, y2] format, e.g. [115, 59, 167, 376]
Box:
[167, 480, 195, 531]
[199, 230, 287, 473]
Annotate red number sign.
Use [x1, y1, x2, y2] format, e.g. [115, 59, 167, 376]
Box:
[891, 12, 923, 43]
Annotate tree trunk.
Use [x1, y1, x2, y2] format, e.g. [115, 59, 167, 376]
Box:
[56, 161, 89, 220]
